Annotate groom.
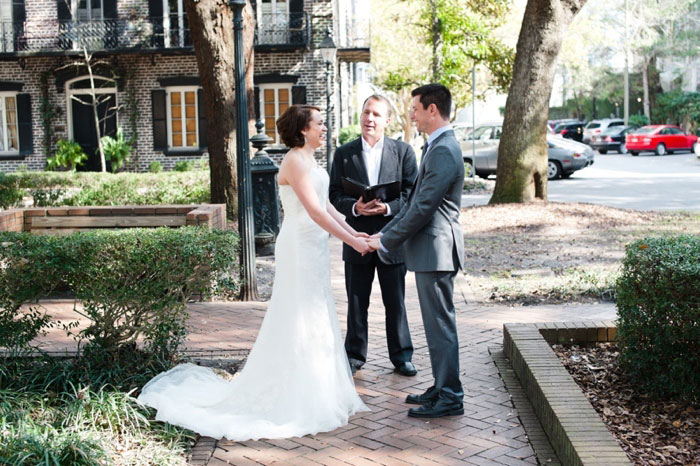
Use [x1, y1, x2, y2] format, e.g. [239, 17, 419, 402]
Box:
[368, 83, 465, 418]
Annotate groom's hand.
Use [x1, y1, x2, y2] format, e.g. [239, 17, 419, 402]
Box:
[367, 236, 383, 252]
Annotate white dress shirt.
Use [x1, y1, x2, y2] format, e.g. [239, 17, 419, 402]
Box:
[352, 136, 391, 216]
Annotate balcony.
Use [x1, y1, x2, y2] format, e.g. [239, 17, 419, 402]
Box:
[0, 12, 309, 57]
[254, 12, 310, 51]
[0, 17, 193, 56]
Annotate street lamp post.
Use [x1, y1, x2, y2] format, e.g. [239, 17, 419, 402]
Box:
[319, 28, 337, 172]
[230, 0, 258, 301]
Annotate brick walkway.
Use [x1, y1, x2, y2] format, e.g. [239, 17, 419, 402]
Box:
[35, 239, 617, 465]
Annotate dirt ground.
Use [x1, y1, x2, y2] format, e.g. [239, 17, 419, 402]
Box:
[554, 343, 699, 466]
[254, 202, 700, 303]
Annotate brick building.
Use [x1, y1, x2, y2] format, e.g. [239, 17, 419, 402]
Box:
[0, 0, 369, 172]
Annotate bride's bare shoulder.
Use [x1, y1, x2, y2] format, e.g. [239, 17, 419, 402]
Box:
[278, 148, 307, 184]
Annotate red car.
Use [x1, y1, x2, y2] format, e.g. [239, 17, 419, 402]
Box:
[626, 125, 698, 156]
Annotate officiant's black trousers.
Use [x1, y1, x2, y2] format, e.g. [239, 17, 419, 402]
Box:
[344, 254, 414, 368]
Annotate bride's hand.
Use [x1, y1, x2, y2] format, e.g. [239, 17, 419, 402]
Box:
[353, 231, 370, 238]
[351, 237, 371, 255]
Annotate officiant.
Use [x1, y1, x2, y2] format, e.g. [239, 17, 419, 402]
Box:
[329, 95, 418, 377]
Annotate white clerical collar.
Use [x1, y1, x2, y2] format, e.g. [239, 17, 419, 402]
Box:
[361, 136, 385, 152]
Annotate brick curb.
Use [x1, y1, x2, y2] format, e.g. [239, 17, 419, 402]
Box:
[503, 321, 631, 466]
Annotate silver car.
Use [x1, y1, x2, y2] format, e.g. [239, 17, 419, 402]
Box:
[582, 118, 625, 144]
[461, 124, 595, 180]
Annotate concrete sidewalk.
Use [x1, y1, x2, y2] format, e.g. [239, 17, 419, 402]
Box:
[35, 238, 617, 465]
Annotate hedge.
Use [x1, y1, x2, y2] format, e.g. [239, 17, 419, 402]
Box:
[616, 235, 700, 402]
[0, 170, 209, 209]
[0, 227, 239, 357]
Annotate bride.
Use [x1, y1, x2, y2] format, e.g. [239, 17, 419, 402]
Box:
[137, 105, 371, 441]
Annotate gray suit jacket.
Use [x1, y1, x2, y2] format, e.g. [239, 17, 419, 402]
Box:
[380, 129, 464, 273]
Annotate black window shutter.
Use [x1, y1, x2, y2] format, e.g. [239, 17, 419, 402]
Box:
[292, 85, 306, 105]
[57, 0, 71, 20]
[197, 89, 207, 149]
[17, 93, 32, 155]
[254, 86, 260, 120]
[148, 0, 164, 48]
[152, 90, 168, 150]
[103, 0, 117, 18]
[289, 0, 303, 43]
[148, 0, 163, 17]
[12, 0, 26, 22]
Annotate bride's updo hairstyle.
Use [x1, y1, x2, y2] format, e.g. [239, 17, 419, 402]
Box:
[276, 104, 321, 148]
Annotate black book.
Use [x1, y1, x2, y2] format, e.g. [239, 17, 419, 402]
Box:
[341, 177, 401, 203]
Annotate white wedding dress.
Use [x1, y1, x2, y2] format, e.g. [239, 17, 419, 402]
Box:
[137, 164, 368, 441]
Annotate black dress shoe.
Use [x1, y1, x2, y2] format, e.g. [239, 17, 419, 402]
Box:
[405, 386, 438, 405]
[408, 398, 464, 418]
[395, 361, 417, 377]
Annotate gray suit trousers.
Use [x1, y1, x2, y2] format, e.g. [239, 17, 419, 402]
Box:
[414, 271, 464, 401]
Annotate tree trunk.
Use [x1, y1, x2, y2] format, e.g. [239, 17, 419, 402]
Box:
[184, 0, 245, 219]
[490, 0, 587, 204]
[428, 0, 442, 82]
[642, 54, 651, 120]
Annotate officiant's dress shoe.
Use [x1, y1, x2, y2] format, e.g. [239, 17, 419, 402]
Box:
[405, 386, 438, 405]
[395, 361, 417, 377]
[407, 398, 464, 418]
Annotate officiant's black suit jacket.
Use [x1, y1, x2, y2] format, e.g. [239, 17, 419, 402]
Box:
[329, 137, 417, 265]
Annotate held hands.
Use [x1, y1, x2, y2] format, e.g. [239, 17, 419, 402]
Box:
[355, 197, 388, 216]
[350, 233, 382, 255]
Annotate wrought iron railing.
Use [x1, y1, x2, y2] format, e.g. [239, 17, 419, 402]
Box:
[254, 12, 309, 47]
[0, 12, 310, 54]
[0, 17, 192, 53]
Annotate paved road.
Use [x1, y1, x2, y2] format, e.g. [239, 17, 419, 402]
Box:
[463, 151, 700, 211]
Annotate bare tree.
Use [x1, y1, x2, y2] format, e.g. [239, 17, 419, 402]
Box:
[490, 0, 587, 204]
[184, 0, 255, 218]
[58, 47, 120, 173]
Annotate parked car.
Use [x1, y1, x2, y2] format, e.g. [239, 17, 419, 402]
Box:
[552, 121, 585, 142]
[589, 126, 635, 154]
[462, 124, 594, 180]
[625, 125, 699, 156]
[582, 118, 625, 144]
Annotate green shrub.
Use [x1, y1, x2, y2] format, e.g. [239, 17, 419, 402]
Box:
[149, 161, 163, 173]
[616, 236, 700, 402]
[0, 233, 68, 351]
[628, 114, 649, 128]
[0, 228, 239, 358]
[173, 160, 194, 172]
[100, 128, 132, 172]
[338, 125, 361, 145]
[0, 171, 210, 208]
[0, 171, 23, 209]
[47, 140, 87, 171]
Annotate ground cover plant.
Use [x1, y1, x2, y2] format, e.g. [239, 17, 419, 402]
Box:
[0, 169, 209, 209]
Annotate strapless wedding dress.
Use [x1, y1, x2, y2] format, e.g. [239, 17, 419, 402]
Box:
[138, 165, 368, 441]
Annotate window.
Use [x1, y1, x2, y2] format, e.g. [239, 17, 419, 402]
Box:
[166, 87, 198, 149]
[0, 93, 19, 154]
[258, 0, 288, 44]
[76, 0, 103, 20]
[259, 84, 291, 144]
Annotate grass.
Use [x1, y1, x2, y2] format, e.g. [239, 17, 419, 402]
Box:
[0, 347, 195, 465]
[479, 265, 619, 304]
